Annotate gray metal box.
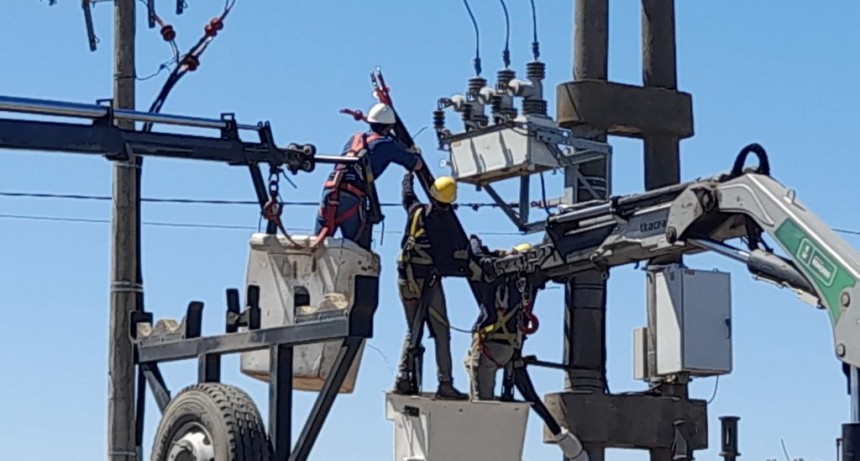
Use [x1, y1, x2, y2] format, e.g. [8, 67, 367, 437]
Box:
[633, 327, 649, 380]
[448, 118, 560, 185]
[446, 115, 612, 186]
[652, 266, 733, 377]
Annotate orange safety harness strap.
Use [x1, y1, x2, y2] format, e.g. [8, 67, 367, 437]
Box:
[314, 132, 382, 246]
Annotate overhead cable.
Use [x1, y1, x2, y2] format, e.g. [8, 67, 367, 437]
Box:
[0, 190, 511, 211]
[0, 213, 530, 236]
[498, 0, 511, 68]
[527, 0, 540, 59]
[461, 0, 482, 76]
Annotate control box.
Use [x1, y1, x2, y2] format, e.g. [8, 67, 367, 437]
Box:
[634, 266, 733, 379]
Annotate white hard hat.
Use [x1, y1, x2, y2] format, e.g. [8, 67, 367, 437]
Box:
[366, 103, 396, 125]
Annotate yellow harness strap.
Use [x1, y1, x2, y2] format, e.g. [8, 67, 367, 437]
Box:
[481, 304, 522, 347]
[399, 206, 433, 266]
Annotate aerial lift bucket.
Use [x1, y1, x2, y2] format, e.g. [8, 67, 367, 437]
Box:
[385, 392, 531, 461]
[239, 233, 379, 393]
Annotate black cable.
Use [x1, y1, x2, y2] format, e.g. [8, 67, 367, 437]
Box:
[0, 213, 254, 231]
[462, 0, 482, 76]
[0, 213, 530, 236]
[498, 0, 511, 68]
[7, 190, 860, 236]
[538, 172, 551, 215]
[707, 376, 720, 404]
[142, 0, 236, 133]
[528, 0, 540, 60]
[0, 190, 508, 210]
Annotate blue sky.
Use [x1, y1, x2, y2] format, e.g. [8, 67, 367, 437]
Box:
[2, 1, 860, 461]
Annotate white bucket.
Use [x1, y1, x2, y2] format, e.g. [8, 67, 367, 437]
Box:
[239, 233, 380, 393]
[385, 392, 531, 461]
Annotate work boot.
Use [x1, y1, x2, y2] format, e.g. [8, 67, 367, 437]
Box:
[393, 374, 418, 395]
[435, 380, 467, 400]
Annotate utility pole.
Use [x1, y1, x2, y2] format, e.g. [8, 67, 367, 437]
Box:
[563, 2, 610, 461]
[642, 0, 680, 190]
[642, 3, 688, 461]
[107, 1, 138, 460]
[549, 1, 698, 460]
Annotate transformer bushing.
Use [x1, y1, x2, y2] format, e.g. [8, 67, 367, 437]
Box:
[492, 68, 518, 123]
[522, 61, 547, 116]
[465, 76, 490, 129]
[508, 60, 547, 117]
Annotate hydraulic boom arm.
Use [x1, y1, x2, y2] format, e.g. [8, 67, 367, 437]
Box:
[491, 144, 860, 368]
[666, 147, 860, 368]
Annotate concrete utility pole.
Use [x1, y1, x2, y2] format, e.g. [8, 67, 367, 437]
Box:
[642, 0, 681, 190]
[549, 1, 699, 460]
[563, 1, 610, 461]
[641, 3, 689, 461]
[107, 1, 138, 460]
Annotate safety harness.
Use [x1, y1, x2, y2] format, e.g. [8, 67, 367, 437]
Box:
[476, 277, 540, 368]
[397, 205, 436, 292]
[398, 203, 474, 285]
[314, 132, 384, 247]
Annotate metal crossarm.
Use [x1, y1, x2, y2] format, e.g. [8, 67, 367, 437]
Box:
[0, 95, 354, 172]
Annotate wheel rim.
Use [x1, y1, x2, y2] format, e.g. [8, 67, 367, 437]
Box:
[166, 422, 215, 461]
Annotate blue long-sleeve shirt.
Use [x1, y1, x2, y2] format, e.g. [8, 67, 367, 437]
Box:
[332, 131, 420, 186]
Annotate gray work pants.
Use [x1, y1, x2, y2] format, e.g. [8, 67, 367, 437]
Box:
[397, 276, 454, 383]
[465, 335, 516, 400]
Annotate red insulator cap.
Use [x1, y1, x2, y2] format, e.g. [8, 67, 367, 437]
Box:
[204, 24, 217, 37]
[210, 17, 224, 31]
[160, 25, 176, 41]
[183, 55, 200, 71]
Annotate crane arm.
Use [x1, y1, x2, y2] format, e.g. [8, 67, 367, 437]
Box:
[490, 143, 860, 368]
[666, 161, 860, 368]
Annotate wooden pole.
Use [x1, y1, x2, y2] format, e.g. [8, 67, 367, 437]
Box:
[107, 0, 138, 460]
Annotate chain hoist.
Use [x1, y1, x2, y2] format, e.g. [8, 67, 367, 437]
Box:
[262, 166, 301, 247]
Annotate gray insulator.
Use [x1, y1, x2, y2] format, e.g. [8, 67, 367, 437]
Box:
[526, 60, 546, 80]
[468, 76, 488, 95]
[496, 68, 516, 86]
[522, 99, 547, 116]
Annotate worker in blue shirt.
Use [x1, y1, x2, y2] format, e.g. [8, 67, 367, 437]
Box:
[314, 103, 424, 250]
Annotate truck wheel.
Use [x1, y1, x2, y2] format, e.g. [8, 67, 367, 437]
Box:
[151, 383, 272, 461]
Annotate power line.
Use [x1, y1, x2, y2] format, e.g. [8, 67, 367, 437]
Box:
[0, 213, 529, 236]
[4, 191, 860, 237]
[0, 213, 255, 231]
[0, 190, 510, 210]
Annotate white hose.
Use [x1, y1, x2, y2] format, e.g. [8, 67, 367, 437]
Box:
[549, 428, 590, 461]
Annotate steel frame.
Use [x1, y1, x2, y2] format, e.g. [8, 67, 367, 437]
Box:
[133, 277, 378, 461]
[439, 118, 613, 234]
[0, 94, 372, 461]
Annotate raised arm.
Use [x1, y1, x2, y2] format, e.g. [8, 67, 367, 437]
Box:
[401, 171, 421, 212]
[376, 138, 424, 172]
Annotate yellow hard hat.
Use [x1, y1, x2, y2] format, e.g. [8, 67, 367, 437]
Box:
[429, 176, 457, 204]
[512, 243, 532, 253]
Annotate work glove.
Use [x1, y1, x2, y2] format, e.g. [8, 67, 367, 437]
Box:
[480, 258, 499, 281]
[407, 145, 423, 155]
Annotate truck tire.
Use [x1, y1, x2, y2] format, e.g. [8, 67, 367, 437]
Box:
[151, 383, 272, 461]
